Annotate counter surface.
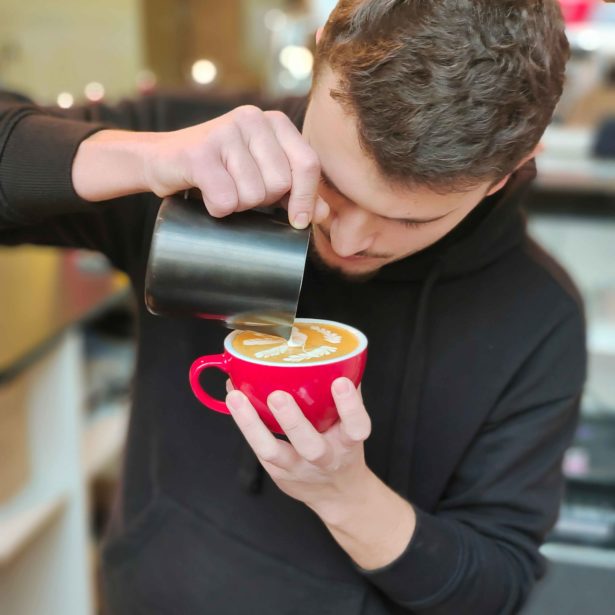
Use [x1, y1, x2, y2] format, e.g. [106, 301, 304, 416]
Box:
[0, 247, 129, 385]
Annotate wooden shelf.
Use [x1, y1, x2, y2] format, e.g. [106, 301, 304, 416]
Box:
[82, 403, 129, 481]
[0, 495, 66, 566]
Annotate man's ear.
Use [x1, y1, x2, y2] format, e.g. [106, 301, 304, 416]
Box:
[486, 174, 512, 196]
[486, 142, 543, 196]
[316, 26, 324, 44]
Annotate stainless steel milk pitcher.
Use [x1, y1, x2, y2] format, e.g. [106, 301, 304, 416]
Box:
[144, 194, 310, 339]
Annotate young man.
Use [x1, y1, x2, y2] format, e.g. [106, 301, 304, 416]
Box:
[0, 1, 585, 613]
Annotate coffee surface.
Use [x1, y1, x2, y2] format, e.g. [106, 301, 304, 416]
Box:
[231, 321, 360, 364]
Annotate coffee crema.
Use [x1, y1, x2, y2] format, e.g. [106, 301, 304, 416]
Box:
[231, 320, 360, 364]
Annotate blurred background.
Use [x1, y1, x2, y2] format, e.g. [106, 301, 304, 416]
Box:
[0, 1, 615, 614]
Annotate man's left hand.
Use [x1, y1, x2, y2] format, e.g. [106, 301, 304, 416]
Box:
[225, 377, 372, 518]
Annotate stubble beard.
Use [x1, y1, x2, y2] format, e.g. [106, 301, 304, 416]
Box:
[308, 236, 383, 283]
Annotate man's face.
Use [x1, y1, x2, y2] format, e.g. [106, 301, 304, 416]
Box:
[302, 69, 504, 280]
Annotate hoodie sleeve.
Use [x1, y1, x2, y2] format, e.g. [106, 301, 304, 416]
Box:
[0, 90, 259, 266]
[0, 91, 106, 226]
[358, 307, 586, 614]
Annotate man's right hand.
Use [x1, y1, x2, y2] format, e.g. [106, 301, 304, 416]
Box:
[73, 105, 328, 229]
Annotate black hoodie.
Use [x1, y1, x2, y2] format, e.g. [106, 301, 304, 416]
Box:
[0, 91, 586, 615]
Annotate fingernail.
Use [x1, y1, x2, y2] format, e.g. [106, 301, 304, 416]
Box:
[226, 391, 244, 412]
[293, 212, 310, 230]
[332, 378, 351, 396]
[268, 391, 289, 411]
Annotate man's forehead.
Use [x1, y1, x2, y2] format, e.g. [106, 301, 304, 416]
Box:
[305, 88, 469, 219]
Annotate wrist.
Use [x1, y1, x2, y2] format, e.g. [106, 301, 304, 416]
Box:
[315, 469, 417, 571]
[312, 466, 379, 529]
[72, 129, 160, 201]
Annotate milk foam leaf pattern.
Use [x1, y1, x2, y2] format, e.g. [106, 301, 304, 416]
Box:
[310, 326, 342, 344]
[283, 346, 338, 362]
[254, 344, 290, 359]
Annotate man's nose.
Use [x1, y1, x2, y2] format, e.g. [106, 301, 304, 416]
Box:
[328, 208, 375, 258]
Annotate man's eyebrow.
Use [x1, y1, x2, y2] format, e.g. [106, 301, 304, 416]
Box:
[320, 169, 346, 199]
[392, 211, 451, 225]
[320, 169, 452, 225]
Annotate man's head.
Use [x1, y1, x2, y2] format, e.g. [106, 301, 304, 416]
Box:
[302, 0, 569, 278]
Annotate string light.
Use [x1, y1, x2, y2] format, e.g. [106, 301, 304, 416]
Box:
[85, 82, 105, 102]
[191, 60, 217, 85]
[57, 92, 74, 109]
[264, 9, 288, 32]
[575, 28, 600, 52]
[279, 46, 314, 80]
[136, 69, 158, 93]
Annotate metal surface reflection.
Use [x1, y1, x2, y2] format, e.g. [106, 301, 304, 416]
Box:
[145, 196, 310, 340]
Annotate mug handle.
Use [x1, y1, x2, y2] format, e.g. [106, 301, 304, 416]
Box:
[189, 355, 231, 415]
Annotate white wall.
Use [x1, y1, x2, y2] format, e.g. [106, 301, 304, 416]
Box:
[310, 0, 337, 24]
[0, 0, 144, 103]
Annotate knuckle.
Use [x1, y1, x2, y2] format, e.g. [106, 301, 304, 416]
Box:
[297, 151, 320, 175]
[264, 109, 288, 124]
[351, 422, 371, 443]
[207, 199, 237, 217]
[241, 186, 267, 207]
[324, 457, 342, 472]
[211, 121, 238, 145]
[303, 444, 329, 465]
[281, 417, 302, 434]
[267, 175, 292, 196]
[235, 105, 264, 123]
[259, 445, 281, 464]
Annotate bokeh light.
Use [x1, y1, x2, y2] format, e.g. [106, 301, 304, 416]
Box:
[191, 60, 218, 85]
[84, 82, 105, 102]
[264, 9, 288, 32]
[56, 92, 74, 109]
[279, 46, 314, 80]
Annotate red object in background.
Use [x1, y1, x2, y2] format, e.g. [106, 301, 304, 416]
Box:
[559, 0, 597, 23]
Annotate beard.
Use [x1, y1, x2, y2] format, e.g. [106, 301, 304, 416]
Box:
[308, 237, 382, 283]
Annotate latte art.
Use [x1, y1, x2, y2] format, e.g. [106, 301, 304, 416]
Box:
[231, 320, 360, 364]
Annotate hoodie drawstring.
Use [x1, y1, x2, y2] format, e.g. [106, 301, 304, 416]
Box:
[388, 261, 443, 494]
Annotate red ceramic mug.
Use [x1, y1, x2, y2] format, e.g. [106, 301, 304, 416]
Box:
[189, 318, 368, 434]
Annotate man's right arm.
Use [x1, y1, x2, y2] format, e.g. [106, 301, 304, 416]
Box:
[0, 91, 327, 232]
[72, 106, 327, 229]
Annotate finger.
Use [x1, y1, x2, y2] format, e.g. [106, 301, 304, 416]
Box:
[267, 391, 332, 466]
[237, 119, 292, 206]
[331, 378, 371, 447]
[225, 379, 235, 394]
[196, 152, 239, 217]
[266, 111, 320, 230]
[278, 193, 329, 225]
[314, 197, 330, 224]
[225, 144, 267, 211]
[226, 390, 298, 468]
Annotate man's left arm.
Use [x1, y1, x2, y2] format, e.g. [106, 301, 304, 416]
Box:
[226, 308, 586, 614]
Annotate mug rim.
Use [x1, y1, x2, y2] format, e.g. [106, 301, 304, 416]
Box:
[224, 318, 367, 367]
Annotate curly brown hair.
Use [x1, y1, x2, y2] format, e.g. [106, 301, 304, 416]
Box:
[313, 0, 570, 191]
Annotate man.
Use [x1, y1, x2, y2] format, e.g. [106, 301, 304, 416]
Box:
[0, 1, 585, 613]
